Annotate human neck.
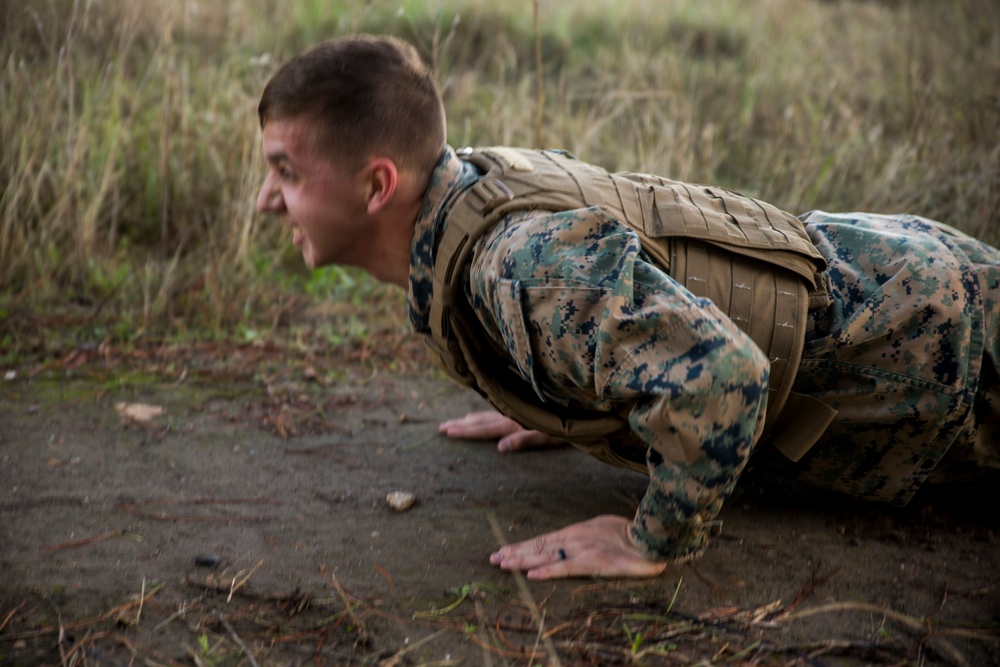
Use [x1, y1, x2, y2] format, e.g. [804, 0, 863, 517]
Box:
[363, 173, 426, 289]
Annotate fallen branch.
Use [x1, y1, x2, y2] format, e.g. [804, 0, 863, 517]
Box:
[777, 601, 969, 667]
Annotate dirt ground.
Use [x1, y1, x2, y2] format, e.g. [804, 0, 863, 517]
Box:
[1, 348, 998, 666]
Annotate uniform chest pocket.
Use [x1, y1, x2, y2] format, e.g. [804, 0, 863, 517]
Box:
[490, 277, 612, 406]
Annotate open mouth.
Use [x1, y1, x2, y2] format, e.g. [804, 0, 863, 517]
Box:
[284, 220, 304, 247]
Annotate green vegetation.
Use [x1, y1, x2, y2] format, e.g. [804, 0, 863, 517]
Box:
[3, 0, 998, 366]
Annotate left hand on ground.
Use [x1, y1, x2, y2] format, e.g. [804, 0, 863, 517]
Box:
[438, 410, 566, 452]
[489, 515, 669, 580]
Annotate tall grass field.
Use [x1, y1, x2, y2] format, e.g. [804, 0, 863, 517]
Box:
[2, 0, 998, 363]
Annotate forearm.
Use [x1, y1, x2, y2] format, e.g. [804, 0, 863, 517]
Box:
[623, 341, 769, 561]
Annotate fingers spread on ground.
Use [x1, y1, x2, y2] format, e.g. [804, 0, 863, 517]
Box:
[440, 411, 521, 440]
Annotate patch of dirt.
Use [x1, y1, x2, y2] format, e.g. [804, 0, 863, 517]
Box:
[1, 352, 998, 666]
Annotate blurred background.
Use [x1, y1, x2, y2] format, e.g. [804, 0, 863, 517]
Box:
[2, 0, 998, 367]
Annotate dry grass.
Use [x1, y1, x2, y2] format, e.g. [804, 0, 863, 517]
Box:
[4, 570, 991, 665]
[2, 0, 998, 363]
[2, 0, 278, 342]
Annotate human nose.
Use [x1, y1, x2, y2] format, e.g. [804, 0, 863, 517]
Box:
[256, 172, 283, 213]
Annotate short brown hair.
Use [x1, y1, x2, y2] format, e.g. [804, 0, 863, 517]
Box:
[258, 35, 446, 173]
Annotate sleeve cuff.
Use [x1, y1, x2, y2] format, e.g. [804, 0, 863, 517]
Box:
[629, 511, 723, 563]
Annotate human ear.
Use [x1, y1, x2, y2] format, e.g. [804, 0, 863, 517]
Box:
[363, 157, 399, 215]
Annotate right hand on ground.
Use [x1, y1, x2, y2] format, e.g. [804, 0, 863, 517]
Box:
[490, 514, 669, 580]
[438, 410, 565, 453]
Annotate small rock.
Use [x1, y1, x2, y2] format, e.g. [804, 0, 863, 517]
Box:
[114, 402, 164, 424]
[386, 491, 416, 512]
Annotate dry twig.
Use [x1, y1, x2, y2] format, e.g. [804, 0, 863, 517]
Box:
[777, 601, 970, 667]
[9, 582, 165, 641]
[228, 559, 264, 603]
[42, 528, 143, 552]
[0, 601, 26, 634]
[487, 512, 562, 666]
[216, 611, 260, 667]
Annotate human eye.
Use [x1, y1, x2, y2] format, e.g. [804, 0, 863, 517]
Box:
[267, 157, 296, 183]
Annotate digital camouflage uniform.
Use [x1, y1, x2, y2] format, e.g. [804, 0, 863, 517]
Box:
[408, 146, 1000, 563]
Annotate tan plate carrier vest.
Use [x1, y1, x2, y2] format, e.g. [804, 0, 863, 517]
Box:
[424, 147, 838, 469]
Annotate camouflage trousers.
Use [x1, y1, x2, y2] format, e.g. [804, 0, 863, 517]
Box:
[938, 224, 1000, 479]
[780, 212, 999, 505]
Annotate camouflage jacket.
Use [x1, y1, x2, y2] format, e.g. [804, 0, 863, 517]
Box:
[408, 146, 998, 562]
